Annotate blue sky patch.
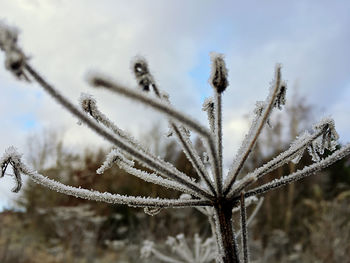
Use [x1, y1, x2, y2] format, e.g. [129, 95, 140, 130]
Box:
[15, 113, 38, 130]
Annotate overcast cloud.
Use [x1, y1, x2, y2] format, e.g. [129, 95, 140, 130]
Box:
[0, 0, 349, 209]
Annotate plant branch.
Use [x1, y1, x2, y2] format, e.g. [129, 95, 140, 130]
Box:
[79, 93, 202, 191]
[214, 91, 223, 196]
[89, 75, 211, 138]
[28, 170, 211, 208]
[224, 65, 283, 195]
[171, 124, 216, 195]
[90, 74, 221, 196]
[226, 122, 331, 198]
[241, 144, 350, 200]
[134, 61, 216, 195]
[23, 63, 214, 200]
[240, 193, 249, 263]
[97, 149, 203, 196]
[236, 198, 264, 238]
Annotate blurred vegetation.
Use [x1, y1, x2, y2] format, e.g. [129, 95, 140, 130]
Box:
[1, 94, 349, 262]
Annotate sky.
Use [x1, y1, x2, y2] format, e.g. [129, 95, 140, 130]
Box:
[0, 0, 349, 210]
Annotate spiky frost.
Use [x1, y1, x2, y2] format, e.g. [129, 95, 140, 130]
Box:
[1, 21, 350, 263]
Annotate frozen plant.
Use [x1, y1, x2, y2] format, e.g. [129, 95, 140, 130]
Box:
[1, 22, 350, 263]
[141, 234, 216, 263]
[37, 205, 105, 256]
[141, 197, 264, 263]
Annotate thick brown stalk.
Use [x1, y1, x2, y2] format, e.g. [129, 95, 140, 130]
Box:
[215, 201, 240, 263]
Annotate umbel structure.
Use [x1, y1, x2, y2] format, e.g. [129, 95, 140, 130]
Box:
[1, 22, 349, 263]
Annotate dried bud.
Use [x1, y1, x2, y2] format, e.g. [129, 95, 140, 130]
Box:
[132, 57, 155, 92]
[209, 52, 228, 93]
[202, 97, 214, 112]
[202, 97, 215, 131]
[79, 93, 97, 117]
[253, 101, 265, 116]
[0, 22, 19, 51]
[274, 81, 287, 110]
[0, 22, 29, 80]
[0, 146, 28, 193]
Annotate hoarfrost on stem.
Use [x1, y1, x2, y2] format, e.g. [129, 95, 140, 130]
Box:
[1, 21, 349, 263]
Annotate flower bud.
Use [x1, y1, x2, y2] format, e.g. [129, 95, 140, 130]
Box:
[209, 53, 228, 93]
[132, 57, 154, 92]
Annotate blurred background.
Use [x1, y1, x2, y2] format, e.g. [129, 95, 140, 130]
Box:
[0, 0, 350, 262]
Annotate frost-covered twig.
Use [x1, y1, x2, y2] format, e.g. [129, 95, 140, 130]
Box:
[130, 57, 216, 195]
[141, 234, 217, 263]
[210, 53, 228, 196]
[226, 117, 337, 199]
[224, 65, 285, 195]
[89, 75, 211, 138]
[0, 146, 29, 192]
[240, 193, 249, 263]
[0, 147, 211, 208]
[236, 198, 264, 238]
[79, 93, 205, 194]
[1, 21, 350, 263]
[202, 97, 215, 132]
[243, 144, 350, 199]
[23, 63, 213, 200]
[141, 241, 184, 263]
[0, 22, 29, 80]
[89, 75, 221, 196]
[79, 93, 148, 153]
[30, 171, 209, 208]
[171, 124, 216, 194]
[231, 196, 258, 214]
[97, 149, 203, 197]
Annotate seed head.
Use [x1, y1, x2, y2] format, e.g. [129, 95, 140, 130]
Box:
[132, 56, 155, 92]
[209, 52, 228, 93]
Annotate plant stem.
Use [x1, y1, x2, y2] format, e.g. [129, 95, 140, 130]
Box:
[215, 202, 240, 263]
[215, 91, 223, 196]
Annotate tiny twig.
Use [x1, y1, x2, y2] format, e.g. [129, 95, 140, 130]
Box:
[24, 63, 214, 200]
[240, 193, 249, 263]
[224, 65, 282, 195]
[28, 169, 211, 208]
[242, 144, 350, 200]
[90, 74, 220, 196]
